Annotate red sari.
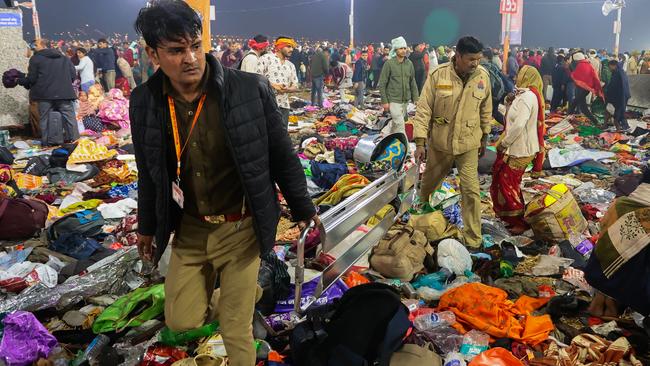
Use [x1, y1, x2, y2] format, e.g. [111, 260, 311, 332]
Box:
[490, 87, 545, 228]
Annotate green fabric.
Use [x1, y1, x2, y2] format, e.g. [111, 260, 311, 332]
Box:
[590, 97, 606, 125]
[577, 125, 603, 137]
[378, 57, 420, 104]
[92, 284, 165, 334]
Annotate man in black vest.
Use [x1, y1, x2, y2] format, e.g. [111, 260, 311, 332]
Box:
[131, 1, 318, 364]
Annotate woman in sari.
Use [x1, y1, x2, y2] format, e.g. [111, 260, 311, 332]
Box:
[490, 65, 546, 234]
[586, 168, 650, 317]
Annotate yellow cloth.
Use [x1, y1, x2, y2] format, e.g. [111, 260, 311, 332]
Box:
[102, 164, 131, 180]
[366, 205, 395, 227]
[314, 174, 370, 206]
[274, 37, 297, 50]
[13, 173, 44, 190]
[59, 199, 104, 214]
[516, 65, 544, 94]
[68, 138, 118, 164]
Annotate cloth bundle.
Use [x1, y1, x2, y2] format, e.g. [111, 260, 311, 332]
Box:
[98, 89, 130, 130]
[2, 69, 25, 88]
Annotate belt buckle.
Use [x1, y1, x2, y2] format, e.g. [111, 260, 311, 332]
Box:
[204, 215, 226, 224]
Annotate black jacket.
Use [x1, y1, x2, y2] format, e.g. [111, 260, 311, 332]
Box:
[130, 54, 316, 263]
[89, 47, 116, 71]
[19, 49, 76, 101]
[540, 54, 556, 76]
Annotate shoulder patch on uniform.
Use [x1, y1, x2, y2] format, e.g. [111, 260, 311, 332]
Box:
[477, 80, 486, 91]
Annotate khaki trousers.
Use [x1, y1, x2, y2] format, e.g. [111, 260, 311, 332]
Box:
[165, 214, 260, 366]
[419, 147, 482, 247]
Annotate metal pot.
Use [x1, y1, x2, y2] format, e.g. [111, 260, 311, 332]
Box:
[353, 132, 408, 169]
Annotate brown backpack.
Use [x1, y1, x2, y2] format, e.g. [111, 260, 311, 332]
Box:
[0, 198, 48, 240]
[370, 225, 431, 281]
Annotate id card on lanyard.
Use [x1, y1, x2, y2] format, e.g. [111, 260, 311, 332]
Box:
[169, 94, 207, 209]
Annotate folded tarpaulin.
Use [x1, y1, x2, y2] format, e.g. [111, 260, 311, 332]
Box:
[437, 282, 554, 345]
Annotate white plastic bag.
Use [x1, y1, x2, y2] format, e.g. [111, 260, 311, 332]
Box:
[532, 255, 574, 276]
[437, 239, 472, 275]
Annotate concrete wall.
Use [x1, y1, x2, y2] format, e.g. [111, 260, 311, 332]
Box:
[0, 8, 29, 129]
[628, 74, 650, 109]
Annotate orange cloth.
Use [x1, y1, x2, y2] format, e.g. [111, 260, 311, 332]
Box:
[469, 347, 525, 366]
[437, 283, 554, 345]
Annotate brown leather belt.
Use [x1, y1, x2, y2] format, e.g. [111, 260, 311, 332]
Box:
[201, 212, 251, 225]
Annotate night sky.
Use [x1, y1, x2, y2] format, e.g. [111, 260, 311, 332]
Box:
[18, 0, 650, 51]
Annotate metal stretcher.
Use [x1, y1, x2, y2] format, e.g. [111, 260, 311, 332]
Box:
[292, 161, 419, 314]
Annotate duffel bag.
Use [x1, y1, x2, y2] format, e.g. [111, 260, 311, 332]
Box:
[0, 197, 48, 240]
[47, 209, 104, 243]
[370, 225, 431, 281]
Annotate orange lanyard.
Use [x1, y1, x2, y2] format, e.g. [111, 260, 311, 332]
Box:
[168, 94, 207, 180]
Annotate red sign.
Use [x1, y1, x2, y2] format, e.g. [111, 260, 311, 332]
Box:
[500, 0, 518, 14]
[501, 0, 524, 45]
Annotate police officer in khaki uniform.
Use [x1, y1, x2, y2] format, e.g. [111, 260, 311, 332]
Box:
[413, 36, 492, 248]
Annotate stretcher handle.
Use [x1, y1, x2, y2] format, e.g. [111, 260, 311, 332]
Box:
[294, 220, 317, 314]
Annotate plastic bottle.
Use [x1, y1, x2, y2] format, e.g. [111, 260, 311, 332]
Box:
[413, 311, 456, 331]
[71, 334, 110, 366]
[443, 352, 467, 366]
[459, 330, 489, 360]
[159, 320, 219, 346]
[401, 299, 424, 313]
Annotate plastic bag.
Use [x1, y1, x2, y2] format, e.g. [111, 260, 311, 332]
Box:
[467, 347, 524, 366]
[573, 182, 616, 205]
[343, 271, 370, 288]
[437, 239, 472, 275]
[93, 283, 165, 333]
[0, 311, 58, 366]
[274, 277, 348, 313]
[408, 325, 464, 356]
[0, 248, 139, 314]
[532, 255, 574, 276]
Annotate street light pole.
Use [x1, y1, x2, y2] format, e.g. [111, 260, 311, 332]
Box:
[613, 5, 622, 56]
[349, 0, 354, 49]
[32, 0, 41, 40]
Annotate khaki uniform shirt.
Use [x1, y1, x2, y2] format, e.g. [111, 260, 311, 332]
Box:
[163, 63, 244, 216]
[413, 62, 492, 155]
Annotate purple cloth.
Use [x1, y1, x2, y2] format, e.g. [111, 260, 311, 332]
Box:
[2, 69, 24, 89]
[274, 277, 348, 313]
[0, 311, 58, 366]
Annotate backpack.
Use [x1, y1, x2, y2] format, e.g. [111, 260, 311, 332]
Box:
[47, 209, 105, 243]
[481, 62, 508, 102]
[0, 197, 48, 240]
[23, 156, 50, 176]
[369, 225, 431, 281]
[290, 283, 411, 366]
[0, 146, 14, 165]
[237, 51, 258, 71]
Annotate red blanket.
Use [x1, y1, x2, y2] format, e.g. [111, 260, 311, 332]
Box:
[571, 60, 603, 97]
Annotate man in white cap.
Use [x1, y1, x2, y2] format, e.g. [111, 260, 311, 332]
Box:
[588, 49, 602, 77]
[378, 36, 419, 135]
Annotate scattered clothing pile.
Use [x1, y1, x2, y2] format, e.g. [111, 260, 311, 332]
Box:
[0, 84, 648, 366]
